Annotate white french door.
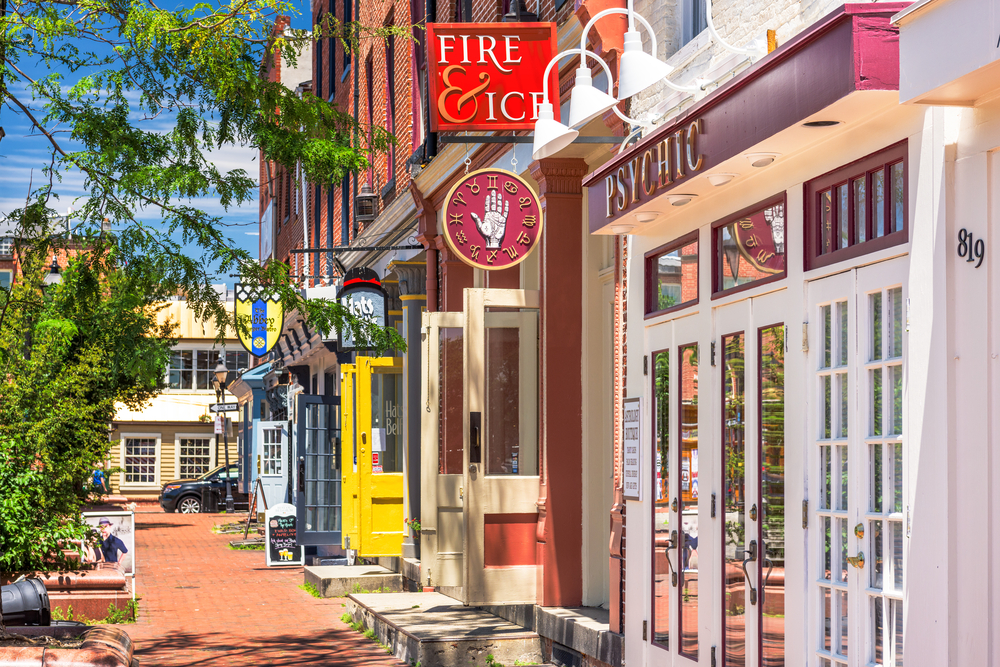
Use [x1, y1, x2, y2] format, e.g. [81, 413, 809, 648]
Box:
[808, 257, 907, 667]
[715, 291, 788, 667]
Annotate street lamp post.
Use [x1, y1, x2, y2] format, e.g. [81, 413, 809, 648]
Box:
[214, 359, 235, 513]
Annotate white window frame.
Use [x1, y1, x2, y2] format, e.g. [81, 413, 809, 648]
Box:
[120, 433, 161, 490]
[174, 433, 217, 480]
[163, 344, 248, 393]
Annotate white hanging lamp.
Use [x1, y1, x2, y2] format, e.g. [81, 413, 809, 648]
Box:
[567, 67, 619, 129]
[617, 28, 675, 100]
[532, 101, 578, 160]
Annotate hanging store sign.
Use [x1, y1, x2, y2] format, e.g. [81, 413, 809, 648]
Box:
[427, 23, 558, 131]
[442, 168, 543, 271]
[337, 267, 387, 351]
[235, 283, 284, 358]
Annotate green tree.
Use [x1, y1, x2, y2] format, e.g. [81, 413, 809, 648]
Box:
[0, 0, 409, 350]
[0, 249, 175, 584]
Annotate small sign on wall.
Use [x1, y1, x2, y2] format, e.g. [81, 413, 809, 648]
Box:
[622, 397, 642, 501]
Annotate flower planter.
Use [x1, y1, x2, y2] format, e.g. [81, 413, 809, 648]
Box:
[0, 625, 137, 666]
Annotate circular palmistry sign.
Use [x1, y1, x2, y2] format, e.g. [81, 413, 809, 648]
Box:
[442, 168, 543, 271]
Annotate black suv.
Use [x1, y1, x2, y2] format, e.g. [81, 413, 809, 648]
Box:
[159, 464, 249, 513]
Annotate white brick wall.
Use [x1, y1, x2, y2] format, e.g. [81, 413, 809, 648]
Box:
[626, 0, 855, 123]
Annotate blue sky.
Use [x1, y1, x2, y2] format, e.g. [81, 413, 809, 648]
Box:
[0, 3, 314, 286]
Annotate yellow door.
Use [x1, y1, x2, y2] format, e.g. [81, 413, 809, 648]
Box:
[340, 356, 405, 557]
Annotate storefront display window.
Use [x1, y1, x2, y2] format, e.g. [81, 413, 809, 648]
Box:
[371, 368, 403, 473]
[806, 141, 907, 270]
[713, 197, 786, 297]
[645, 232, 698, 316]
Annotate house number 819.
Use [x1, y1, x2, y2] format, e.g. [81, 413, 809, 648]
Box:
[958, 228, 985, 268]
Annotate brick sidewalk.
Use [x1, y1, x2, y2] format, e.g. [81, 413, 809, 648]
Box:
[125, 511, 406, 666]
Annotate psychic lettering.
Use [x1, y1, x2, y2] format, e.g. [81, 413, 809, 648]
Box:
[605, 119, 705, 218]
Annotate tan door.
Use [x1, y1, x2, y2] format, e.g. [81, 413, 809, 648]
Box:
[420, 309, 466, 594]
[463, 288, 540, 605]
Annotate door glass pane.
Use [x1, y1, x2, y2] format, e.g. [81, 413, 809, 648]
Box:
[892, 443, 903, 513]
[892, 599, 904, 665]
[485, 312, 538, 476]
[760, 325, 785, 667]
[822, 447, 832, 509]
[823, 587, 832, 651]
[870, 520, 883, 589]
[838, 518, 849, 584]
[823, 375, 832, 439]
[871, 369, 883, 437]
[723, 333, 746, 667]
[871, 292, 883, 361]
[889, 287, 903, 359]
[303, 402, 341, 533]
[371, 369, 403, 473]
[871, 444, 882, 512]
[873, 596, 884, 665]
[679, 343, 699, 661]
[652, 350, 671, 649]
[838, 301, 849, 367]
[889, 365, 903, 436]
[823, 517, 832, 579]
[890, 521, 904, 591]
[439, 328, 464, 474]
[822, 305, 832, 368]
[838, 590, 849, 656]
[838, 445, 848, 511]
[838, 373, 848, 439]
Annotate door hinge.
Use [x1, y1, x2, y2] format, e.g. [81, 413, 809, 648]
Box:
[711, 492, 717, 518]
[711, 645, 717, 667]
[642, 620, 647, 641]
[643, 355, 648, 376]
[711, 341, 716, 366]
[802, 499, 809, 529]
[802, 321, 809, 352]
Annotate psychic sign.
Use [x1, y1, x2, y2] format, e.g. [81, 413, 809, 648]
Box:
[427, 23, 558, 131]
[441, 168, 543, 271]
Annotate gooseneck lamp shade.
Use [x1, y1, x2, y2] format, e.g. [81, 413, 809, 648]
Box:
[532, 102, 579, 161]
[43, 255, 61, 286]
[568, 67, 619, 129]
[214, 360, 229, 386]
[617, 29, 674, 101]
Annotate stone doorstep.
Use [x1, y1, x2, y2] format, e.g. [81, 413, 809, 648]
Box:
[303, 564, 403, 597]
[533, 607, 622, 667]
[346, 592, 544, 667]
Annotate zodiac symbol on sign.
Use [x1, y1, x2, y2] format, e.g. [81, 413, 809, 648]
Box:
[471, 190, 509, 249]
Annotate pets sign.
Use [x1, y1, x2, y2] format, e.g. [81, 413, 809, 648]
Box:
[427, 23, 558, 131]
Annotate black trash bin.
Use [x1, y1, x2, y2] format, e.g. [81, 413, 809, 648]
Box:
[1, 578, 51, 626]
[201, 486, 220, 513]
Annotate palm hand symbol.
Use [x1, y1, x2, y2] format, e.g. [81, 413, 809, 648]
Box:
[471, 191, 509, 249]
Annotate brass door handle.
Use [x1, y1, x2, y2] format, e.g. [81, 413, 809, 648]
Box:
[846, 552, 865, 569]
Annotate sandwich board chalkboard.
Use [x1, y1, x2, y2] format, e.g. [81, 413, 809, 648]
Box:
[265, 503, 303, 566]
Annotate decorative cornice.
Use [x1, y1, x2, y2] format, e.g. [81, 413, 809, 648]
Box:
[529, 158, 590, 196]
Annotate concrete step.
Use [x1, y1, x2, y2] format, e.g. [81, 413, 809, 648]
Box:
[304, 564, 403, 597]
[346, 592, 543, 667]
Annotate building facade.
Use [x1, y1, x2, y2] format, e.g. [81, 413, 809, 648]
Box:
[111, 298, 245, 501]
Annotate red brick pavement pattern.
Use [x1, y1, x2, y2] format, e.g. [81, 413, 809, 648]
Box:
[125, 510, 407, 667]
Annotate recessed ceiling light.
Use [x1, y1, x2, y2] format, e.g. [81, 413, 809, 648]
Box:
[666, 194, 697, 206]
[746, 153, 780, 168]
[707, 173, 738, 187]
[635, 211, 661, 223]
[610, 223, 635, 235]
[803, 120, 841, 127]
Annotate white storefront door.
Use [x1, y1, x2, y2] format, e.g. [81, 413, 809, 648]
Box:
[807, 257, 907, 667]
